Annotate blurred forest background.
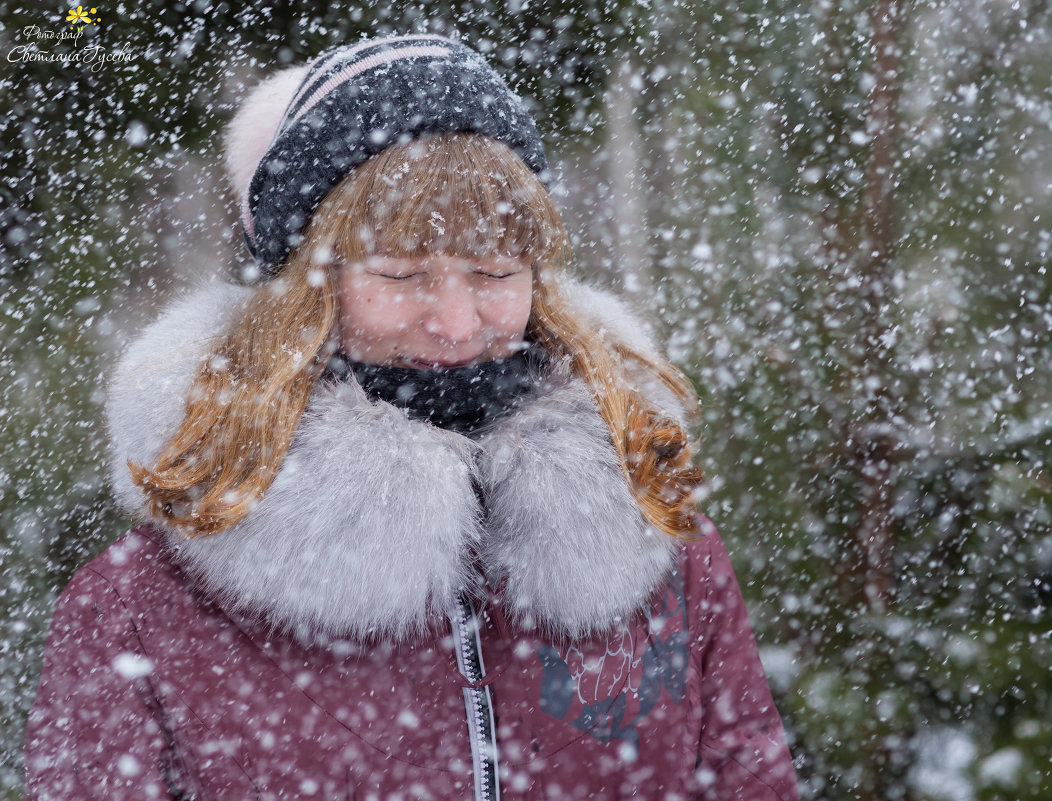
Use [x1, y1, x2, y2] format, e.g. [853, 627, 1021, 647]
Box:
[1, 1, 1050, 799]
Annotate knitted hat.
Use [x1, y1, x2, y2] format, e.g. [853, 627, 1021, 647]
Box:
[223, 34, 550, 279]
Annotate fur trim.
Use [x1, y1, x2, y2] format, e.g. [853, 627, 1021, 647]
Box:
[106, 278, 684, 641]
[475, 358, 677, 638]
[557, 277, 663, 361]
[222, 65, 309, 203]
[106, 281, 250, 514]
[556, 277, 695, 427]
[176, 380, 484, 642]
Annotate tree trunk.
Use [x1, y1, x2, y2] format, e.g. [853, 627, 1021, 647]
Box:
[605, 53, 650, 300]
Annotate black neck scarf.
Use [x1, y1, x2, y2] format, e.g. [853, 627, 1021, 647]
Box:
[325, 344, 548, 435]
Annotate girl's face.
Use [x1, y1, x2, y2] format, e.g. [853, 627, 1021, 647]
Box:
[337, 254, 533, 368]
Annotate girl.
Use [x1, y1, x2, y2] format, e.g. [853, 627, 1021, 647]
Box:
[25, 34, 799, 800]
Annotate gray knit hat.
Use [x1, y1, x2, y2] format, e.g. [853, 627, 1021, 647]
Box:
[222, 34, 550, 279]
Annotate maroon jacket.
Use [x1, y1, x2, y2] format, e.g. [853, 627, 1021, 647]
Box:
[26, 280, 798, 800]
[25, 522, 796, 800]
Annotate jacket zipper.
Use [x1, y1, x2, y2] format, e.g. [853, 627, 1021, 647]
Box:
[451, 593, 500, 801]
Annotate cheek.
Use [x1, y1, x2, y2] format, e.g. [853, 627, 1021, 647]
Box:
[341, 289, 420, 339]
[480, 282, 532, 335]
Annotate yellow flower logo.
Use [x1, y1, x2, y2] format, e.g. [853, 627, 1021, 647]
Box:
[65, 6, 101, 29]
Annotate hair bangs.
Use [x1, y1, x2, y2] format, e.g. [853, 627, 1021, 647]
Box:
[311, 133, 565, 269]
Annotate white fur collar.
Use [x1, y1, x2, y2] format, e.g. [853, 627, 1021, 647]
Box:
[106, 277, 683, 642]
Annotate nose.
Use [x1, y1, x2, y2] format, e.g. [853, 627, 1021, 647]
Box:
[422, 272, 481, 345]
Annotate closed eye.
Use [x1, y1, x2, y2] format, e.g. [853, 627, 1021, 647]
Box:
[477, 271, 517, 280]
[376, 273, 423, 281]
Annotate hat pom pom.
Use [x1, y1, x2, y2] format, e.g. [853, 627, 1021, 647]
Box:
[222, 64, 309, 203]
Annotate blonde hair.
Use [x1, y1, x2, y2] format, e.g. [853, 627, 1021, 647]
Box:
[130, 132, 703, 537]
